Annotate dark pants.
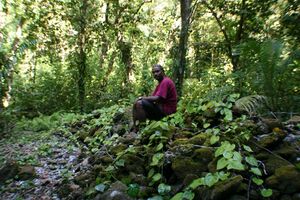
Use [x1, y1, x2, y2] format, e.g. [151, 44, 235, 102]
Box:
[141, 99, 166, 120]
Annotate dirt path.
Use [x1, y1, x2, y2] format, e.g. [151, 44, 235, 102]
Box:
[0, 130, 83, 200]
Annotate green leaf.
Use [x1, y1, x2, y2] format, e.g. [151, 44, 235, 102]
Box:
[250, 167, 262, 176]
[152, 173, 162, 182]
[188, 178, 204, 190]
[115, 159, 125, 167]
[252, 177, 263, 185]
[170, 192, 183, 200]
[223, 151, 233, 159]
[217, 157, 229, 170]
[245, 156, 258, 167]
[243, 145, 253, 152]
[217, 171, 230, 181]
[95, 184, 106, 192]
[210, 135, 220, 145]
[156, 143, 164, 152]
[232, 152, 242, 161]
[182, 190, 195, 200]
[158, 183, 171, 195]
[148, 168, 155, 178]
[224, 108, 233, 121]
[150, 153, 164, 166]
[127, 183, 140, 197]
[260, 188, 272, 197]
[148, 195, 164, 200]
[105, 165, 115, 171]
[203, 123, 210, 128]
[204, 173, 219, 187]
[227, 160, 245, 170]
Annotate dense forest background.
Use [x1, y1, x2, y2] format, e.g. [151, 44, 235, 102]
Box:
[0, 0, 299, 121]
[1, 1, 300, 199]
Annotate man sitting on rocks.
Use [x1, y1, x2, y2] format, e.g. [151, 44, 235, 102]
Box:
[132, 64, 177, 132]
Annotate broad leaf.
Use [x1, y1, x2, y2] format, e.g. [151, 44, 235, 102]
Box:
[250, 167, 262, 176]
[227, 160, 245, 170]
[252, 177, 263, 185]
[243, 145, 253, 152]
[158, 183, 171, 195]
[245, 156, 258, 166]
[261, 188, 272, 197]
[189, 178, 204, 189]
[217, 157, 229, 170]
[210, 135, 220, 145]
[95, 184, 106, 192]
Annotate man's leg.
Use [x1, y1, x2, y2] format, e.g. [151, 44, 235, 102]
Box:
[132, 100, 147, 132]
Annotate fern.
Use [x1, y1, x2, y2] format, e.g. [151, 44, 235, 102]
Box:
[235, 95, 268, 114]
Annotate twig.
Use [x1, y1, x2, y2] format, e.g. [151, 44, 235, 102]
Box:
[247, 177, 252, 200]
[250, 141, 293, 166]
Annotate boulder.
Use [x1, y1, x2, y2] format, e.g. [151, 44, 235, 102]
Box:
[18, 165, 36, 180]
[172, 156, 208, 180]
[266, 165, 300, 194]
[94, 181, 132, 200]
[0, 160, 19, 183]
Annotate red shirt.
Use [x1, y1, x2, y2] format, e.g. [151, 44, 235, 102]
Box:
[152, 76, 177, 115]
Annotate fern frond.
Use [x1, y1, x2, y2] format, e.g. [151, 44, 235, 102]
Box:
[235, 95, 268, 114]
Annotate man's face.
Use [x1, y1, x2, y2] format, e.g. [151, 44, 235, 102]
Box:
[152, 67, 164, 81]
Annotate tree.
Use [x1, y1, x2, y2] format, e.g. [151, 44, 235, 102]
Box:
[173, 0, 192, 97]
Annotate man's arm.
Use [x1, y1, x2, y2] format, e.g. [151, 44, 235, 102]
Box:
[138, 95, 161, 103]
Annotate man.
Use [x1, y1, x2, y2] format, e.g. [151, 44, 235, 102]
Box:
[132, 64, 177, 131]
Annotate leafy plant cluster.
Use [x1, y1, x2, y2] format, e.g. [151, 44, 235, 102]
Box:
[48, 93, 282, 199]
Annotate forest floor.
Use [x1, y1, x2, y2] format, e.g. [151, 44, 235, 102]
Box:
[0, 130, 84, 200]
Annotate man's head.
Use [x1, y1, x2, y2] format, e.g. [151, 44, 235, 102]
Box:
[152, 64, 165, 81]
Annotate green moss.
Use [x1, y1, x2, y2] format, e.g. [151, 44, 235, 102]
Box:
[189, 134, 208, 145]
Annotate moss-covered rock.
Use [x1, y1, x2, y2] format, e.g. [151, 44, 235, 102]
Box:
[256, 133, 280, 148]
[266, 165, 300, 194]
[171, 156, 207, 180]
[263, 155, 291, 175]
[194, 175, 244, 200]
[18, 165, 36, 180]
[110, 144, 128, 155]
[121, 154, 145, 174]
[188, 133, 208, 145]
[192, 147, 214, 164]
[0, 160, 19, 183]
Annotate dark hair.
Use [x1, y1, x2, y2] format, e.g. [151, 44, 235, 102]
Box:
[153, 64, 164, 72]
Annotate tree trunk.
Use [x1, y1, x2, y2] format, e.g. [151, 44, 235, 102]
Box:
[2, 17, 25, 108]
[174, 0, 192, 97]
[77, 0, 87, 113]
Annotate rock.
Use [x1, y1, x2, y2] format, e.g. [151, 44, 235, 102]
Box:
[274, 143, 299, 161]
[281, 195, 292, 200]
[266, 165, 300, 194]
[188, 133, 208, 145]
[118, 132, 138, 144]
[0, 160, 19, 183]
[94, 181, 132, 200]
[18, 165, 36, 180]
[138, 186, 156, 198]
[172, 156, 207, 180]
[261, 118, 283, 132]
[121, 154, 145, 174]
[286, 116, 300, 125]
[195, 175, 244, 200]
[192, 147, 214, 164]
[112, 124, 126, 136]
[256, 133, 280, 148]
[209, 175, 244, 200]
[57, 183, 83, 199]
[128, 172, 147, 186]
[292, 193, 300, 200]
[228, 195, 247, 200]
[263, 155, 291, 175]
[110, 144, 128, 155]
